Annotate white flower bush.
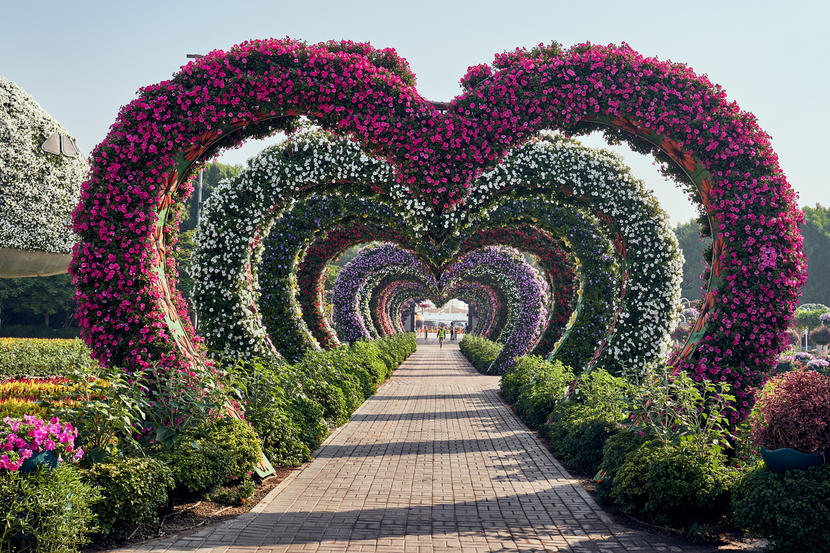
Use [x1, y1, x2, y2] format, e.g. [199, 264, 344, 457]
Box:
[460, 134, 683, 376]
[0, 78, 88, 254]
[192, 130, 422, 361]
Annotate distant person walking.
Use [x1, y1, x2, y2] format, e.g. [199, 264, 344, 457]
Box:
[438, 326, 446, 349]
[450, 326, 456, 341]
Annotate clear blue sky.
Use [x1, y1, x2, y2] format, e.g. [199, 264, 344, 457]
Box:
[2, 0, 826, 225]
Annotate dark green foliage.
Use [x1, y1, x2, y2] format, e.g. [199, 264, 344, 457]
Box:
[288, 395, 329, 452]
[0, 465, 99, 552]
[459, 334, 502, 373]
[0, 275, 76, 331]
[84, 457, 174, 537]
[595, 430, 648, 503]
[161, 417, 262, 495]
[226, 360, 314, 466]
[544, 369, 630, 474]
[732, 463, 830, 551]
[673, 217, 711, 301]
[228, 334, 415, 466]
[208, 476, 255, 506]
[800, 205, 830, 306]
[610, 441, 733, 525]
[512, 357, 574, 430]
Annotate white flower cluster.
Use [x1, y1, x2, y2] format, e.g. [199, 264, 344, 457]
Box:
[0, 78, 88, 253]
[463, 134, 682, 375]
[191, 130, 421, 360]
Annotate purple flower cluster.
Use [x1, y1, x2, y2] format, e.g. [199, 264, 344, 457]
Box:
[441, 246, 548, 373]
[332, 244, 435, 343]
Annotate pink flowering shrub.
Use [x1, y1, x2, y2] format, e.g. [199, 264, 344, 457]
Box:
[1, 415, 83, 471]
[750, 370, 830, 454]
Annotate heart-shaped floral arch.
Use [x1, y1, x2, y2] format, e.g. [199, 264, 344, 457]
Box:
[72, 38, 806, 418]
[194, 130, 679, 376]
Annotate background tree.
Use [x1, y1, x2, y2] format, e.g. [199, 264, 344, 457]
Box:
[800, 204, 830, 305]
[673, 217, 711, 302]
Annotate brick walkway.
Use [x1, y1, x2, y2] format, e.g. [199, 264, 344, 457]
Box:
[119, 342, 714, 553]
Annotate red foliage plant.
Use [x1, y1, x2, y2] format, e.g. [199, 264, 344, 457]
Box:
[750, 370, 830, 454]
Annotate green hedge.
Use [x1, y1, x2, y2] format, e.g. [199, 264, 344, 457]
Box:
[229, 333, 416, 467]
[0, 338, 96, 379]
[84, 457, 174, 538]
[459, 335, 502, 373]
[504, 355, 574, 429]
[544, 369, 629, 474]
[0, 465, 99, 552]
[732, 463, 830, 551]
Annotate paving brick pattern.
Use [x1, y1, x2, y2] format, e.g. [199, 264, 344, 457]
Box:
[117, 342, 714, 553]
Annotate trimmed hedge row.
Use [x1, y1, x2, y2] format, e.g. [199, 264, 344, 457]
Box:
[460, 334, 830, 548]
[229, 333, 417, 468]
[0, 338, 96, 379]
[458, 334, 502, 373]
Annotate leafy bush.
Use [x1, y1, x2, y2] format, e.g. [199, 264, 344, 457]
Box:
[161, 417, 262, 494]
[49, 366, 147, 463]
[809, 326, 830, 346]
[595, 429, 647, 503]
[459, 335, 502, 373]
[512, 357, 574, 429]
[626, 363, 735, 456]
[793, 304, 829, 331]
[610, 440, 733, 525]
[0, 464, 99, 552]
[732, 463, 830, 552]
[749, 370, 830, 453]
[544, 369, 629, 474]
[373, 332, 416, 369]
[208, 476, 255, 506]
[0, 338, 95, 379]
[226, 360, 312, 467]
[84, 457, 174, 537]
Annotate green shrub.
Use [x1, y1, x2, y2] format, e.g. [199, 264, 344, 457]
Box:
[459, 335, 502, 373]
[513, 357, 574, 429]
[287, 395, 329, 452]
[545, 409, 619, 475]
[544, 369, 629, 474]
[350, 340, 390, 387]
[84, 457, 174, 537]
[373, 333, 416, 369]
[0, 465, 99, 552]
[0, 338, 95, 379]
[226, 360, 312, 466]
[732, 463, 830, 552]
[595, 430, 648, 503]
[610, 440, 733, 525]
[501, 355, 539, 405]
[162, 417, 262, 494]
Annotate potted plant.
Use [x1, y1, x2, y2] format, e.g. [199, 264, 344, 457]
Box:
[750, 370, 830, 471]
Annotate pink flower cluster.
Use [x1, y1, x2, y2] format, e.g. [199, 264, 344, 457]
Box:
[72, 38, 806, 419]
[1, 415, 83, 471]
